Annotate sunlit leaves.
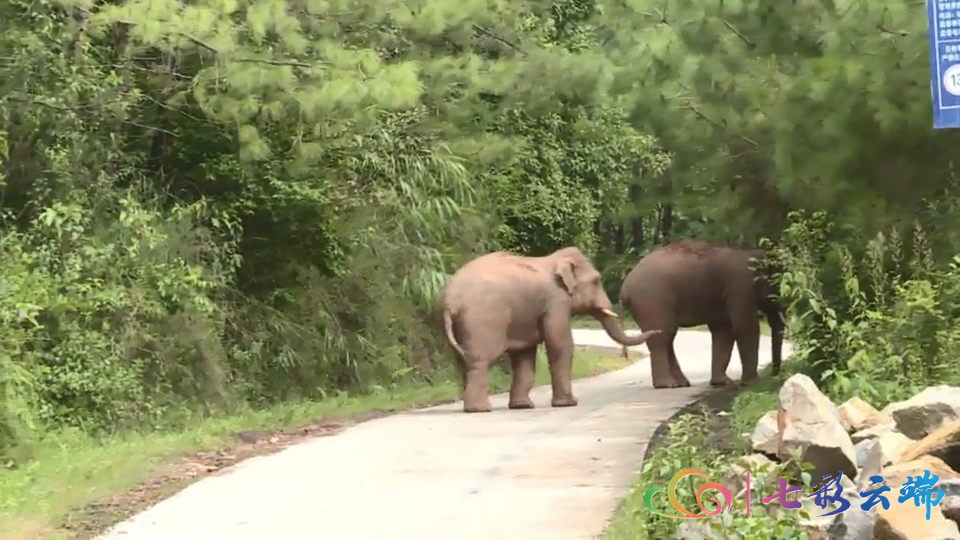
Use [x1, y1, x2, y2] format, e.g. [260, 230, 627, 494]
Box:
[237, 124, 271, 161]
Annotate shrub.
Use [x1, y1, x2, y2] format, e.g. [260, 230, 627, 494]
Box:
[773, 211, 960, 406]
[1, 186, 236, 439]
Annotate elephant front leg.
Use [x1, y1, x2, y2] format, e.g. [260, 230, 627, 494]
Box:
[508, 347, 537, 409]
[543, 319, 577, 407]
[707, 323, 735, 387]
[727, 300, 761, 384]
[733, 324, 760, 384]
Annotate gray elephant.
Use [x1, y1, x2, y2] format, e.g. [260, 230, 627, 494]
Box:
[618, 239, 784, 389]
[442, 246, 659, 413]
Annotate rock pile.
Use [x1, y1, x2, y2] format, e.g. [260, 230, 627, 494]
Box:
[740, 375, 960, 540]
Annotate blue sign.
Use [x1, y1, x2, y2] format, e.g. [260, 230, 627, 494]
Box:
[929, 0, 960, 128]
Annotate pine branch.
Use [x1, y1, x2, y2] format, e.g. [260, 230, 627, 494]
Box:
[112, 20, 317, 68]
[721, 19, 755, 49]
[471, 24, 524, 54]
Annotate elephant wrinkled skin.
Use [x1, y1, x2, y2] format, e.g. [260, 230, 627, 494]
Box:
[618, 239, 785, 389]
[442, 246, 659, 413]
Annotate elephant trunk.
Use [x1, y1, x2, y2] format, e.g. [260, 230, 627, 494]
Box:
[595, 312, 659, 347]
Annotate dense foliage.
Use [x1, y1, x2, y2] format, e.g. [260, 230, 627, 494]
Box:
[2, 0, 959, 470]
[0, 0, 673, 453]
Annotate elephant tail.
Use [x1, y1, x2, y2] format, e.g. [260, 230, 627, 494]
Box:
[443, 305, 467, 359]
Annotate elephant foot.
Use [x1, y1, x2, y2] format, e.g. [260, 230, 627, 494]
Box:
[508, 399, 535, 410]
[709, 375, 734, 387]
[551, 395, 578, 408]
[739, 372, 759, 385]
[463, 400, 493, 413]
[652, 375, 683, 389]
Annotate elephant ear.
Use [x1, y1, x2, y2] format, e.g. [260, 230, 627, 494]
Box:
[554, 259, 577, 295]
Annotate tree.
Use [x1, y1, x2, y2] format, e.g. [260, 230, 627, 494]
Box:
[0, 0, 670, 452]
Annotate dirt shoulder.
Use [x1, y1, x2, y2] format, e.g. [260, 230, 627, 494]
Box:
[7, 345, 636, 540]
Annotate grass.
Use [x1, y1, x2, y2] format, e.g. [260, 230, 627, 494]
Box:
[600, 360, 801, 539]
[0, 347, 636, 540]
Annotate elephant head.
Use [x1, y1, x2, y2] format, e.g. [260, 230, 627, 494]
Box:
[550, 247, 656, 347]
[748, 250, 785, 375]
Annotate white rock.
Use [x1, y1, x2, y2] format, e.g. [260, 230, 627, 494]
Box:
[851, 422, 899, 444]
[838, 396, 887, 433]
[883, 386, 960, 440]
[777, 374, 857, 481]
[750, 410, 779, 456]
[853, 430, 911, 468]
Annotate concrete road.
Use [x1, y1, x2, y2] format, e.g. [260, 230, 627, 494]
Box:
[98, 329, 789, 540]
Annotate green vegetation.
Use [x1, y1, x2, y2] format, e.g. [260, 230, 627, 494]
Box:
[1, 0, 958, 535]
[1, 0, 670, 455]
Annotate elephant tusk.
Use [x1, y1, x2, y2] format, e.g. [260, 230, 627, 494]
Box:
[601, 308, 618, 318]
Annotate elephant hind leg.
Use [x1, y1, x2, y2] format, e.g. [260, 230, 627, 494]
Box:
[667, 338, 690, 387]
[463, 357, 494, 413]
[461, 342, 507, 413]
[647, 329, 682, 389]
[454, 315, 507, 413]
[623, 300, 679, 389]
[508, 346, 537, 409]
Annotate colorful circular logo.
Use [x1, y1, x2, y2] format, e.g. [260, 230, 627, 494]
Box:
[643, 468, 733, 519]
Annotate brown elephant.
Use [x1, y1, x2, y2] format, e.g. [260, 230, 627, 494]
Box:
[618, 239, 784, 389]
[442, 246, 660, 413]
